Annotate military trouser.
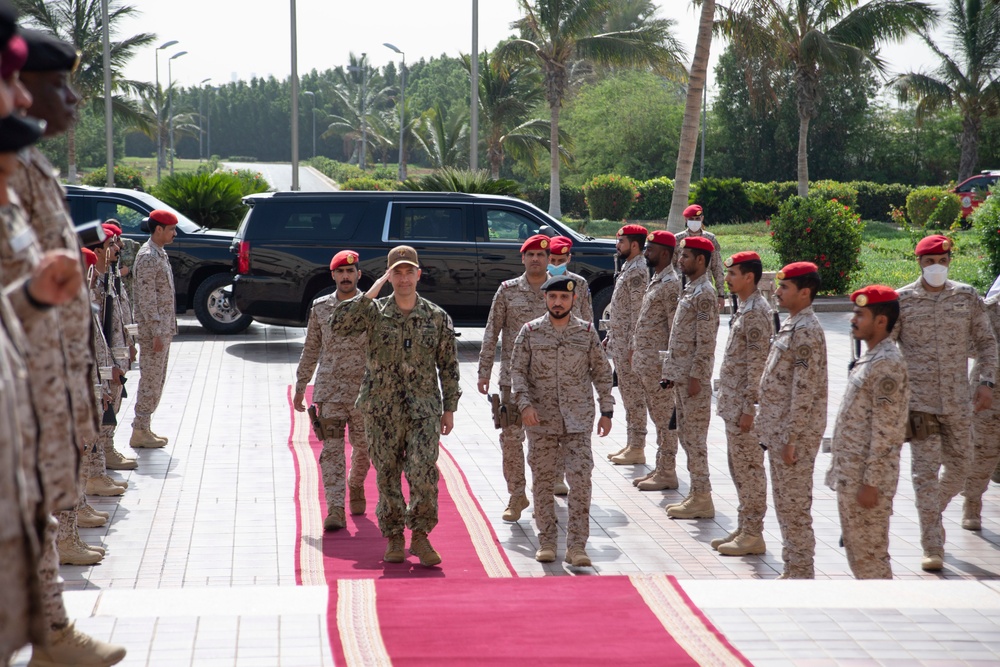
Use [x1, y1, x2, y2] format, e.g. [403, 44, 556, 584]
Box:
[910, 410, 971, 556]
[724, 419, 767, 537]
[768, 436, 820, 578]
[963, 408, 1000, 503]
[836, 482, 893, 580]
[38, 515, 69, 632]
[132, 332, 172, 430]
[365, 409, 440, 537]
[612, 352, 647, 449]
[0, 532, 33, 662]
[674, 385, 712, 494]
[527, 432, 592, 550]
[496, 386, 528, 497]
[97, 381, 123, 456]
[316, 401, 371, 511]
[638, 371, 678, 474]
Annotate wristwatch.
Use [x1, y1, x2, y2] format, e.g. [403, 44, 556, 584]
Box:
[601, 411, 614, 419]
[981, 381, 995, 389]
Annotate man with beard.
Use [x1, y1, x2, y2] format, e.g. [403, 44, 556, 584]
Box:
[294, 250, 372, 531]
[511, 275, 614, 567]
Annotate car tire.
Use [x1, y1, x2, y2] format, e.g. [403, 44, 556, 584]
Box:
[193, 273, 253, 335]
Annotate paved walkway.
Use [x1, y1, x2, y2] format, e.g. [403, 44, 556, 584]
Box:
[14, 312, 1000, 666]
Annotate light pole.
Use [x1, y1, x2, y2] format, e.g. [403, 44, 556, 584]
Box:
[101, 0, 113, 186]
[168, 50, 187, 177]
[290, 0, 300, 191]
[199, 77, 210, 160]
[347, 53, 368, 170]
[470, 0, 479, 171]
[155, 39, 178, 183]
[303, 90, 315, 158]
[384, 42, 406, 181]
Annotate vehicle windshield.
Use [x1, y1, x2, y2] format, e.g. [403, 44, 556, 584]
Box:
[517, 200, 590, 241]
[124, 190, 201, 233]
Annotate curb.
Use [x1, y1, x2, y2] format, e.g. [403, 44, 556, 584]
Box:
[304, 166, 339, 191]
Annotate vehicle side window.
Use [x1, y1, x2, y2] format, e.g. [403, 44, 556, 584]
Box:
[485, 208, 542, 241]
[94, 200, 147, 235]
[957, 177, 988, 193]
[250, 202, 365, 242]
[391, 206, 468, 242]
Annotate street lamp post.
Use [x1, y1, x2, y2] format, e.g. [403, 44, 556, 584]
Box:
[207, 86, 218, 160]
[168, 50, 187, 177]
[470, 0, 479, 171]
[384, 42, 406, 181]
[290, 0, 300, 191]
[154, 39, 178, 182]
[101, 0, 113, 186]
[199, 77, 210, 160]
[303, 91, 315, 158]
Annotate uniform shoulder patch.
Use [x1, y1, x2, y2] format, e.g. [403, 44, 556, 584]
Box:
[747, 327, 763, 343]
[876, 376, 898, 404]
[697, 297, 713, 312]
[796, 344, 812, 359]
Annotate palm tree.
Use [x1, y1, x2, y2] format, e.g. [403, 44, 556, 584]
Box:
[134, 85, 200, 174]
[502, 0, 685, 217]
[320, 53, 393, 166]
[892, 0, 1000, 181]
[718, 0, 936, 197]
[15, 0, 155, 182]
[413, 102, 470, 169]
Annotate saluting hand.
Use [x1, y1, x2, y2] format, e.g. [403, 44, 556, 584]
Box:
[366, 272, 391, 299]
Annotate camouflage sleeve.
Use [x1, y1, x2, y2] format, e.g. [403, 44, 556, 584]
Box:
[623, 271, 647, 353]
[131, 254, 159, 328]
[863, 367, 907, 489]
[589, 326, 615, 413]
[575, 281, 593, 323]
[436, 312, 462, 412]
[294, 306, 322, 394]
[690, 293, 719, 382]
[788, 327, 825, 442]
[329, 294, 376, 336]
[971, 296, 998, 384]
[511, 324, 532, 411]
[119, 238, 140, 270]
[742, 309, 771, 415]
[2, 276, 47, 331]
[710, 240, 725, 296]
[478, 286, 506, 381]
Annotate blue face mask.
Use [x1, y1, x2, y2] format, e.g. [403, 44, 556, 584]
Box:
[548, 263, 568, 276]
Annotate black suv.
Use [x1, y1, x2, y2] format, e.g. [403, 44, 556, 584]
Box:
[65, 185, 253, 334]
[230, 191, 619, 326]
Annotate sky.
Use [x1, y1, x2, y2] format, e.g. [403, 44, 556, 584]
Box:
[117, 0, 950, 93]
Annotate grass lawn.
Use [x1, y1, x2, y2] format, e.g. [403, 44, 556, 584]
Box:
[570, 219, 988, 294]
[118, 156, 206, 186]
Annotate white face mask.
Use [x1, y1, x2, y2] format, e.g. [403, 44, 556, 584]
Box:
[922, 263, 949, 287]
[687, 219, 702, 232]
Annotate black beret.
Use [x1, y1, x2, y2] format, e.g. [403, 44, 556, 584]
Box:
[541, 276, 576, 293]
[21, 28, 79, 72]
[0, 0, 16, 49]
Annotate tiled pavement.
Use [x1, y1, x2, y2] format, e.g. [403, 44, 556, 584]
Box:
[13, 312, 1000, 666]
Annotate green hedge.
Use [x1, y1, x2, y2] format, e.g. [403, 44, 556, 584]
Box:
[849, 181, 913, 221]
[808, 179, 858, 212]
[907, 187, 962, 229]
[341, 176, 399, 191]
[631, 177, 674, 220]
[519, 185, 588, 219]
[82, 165, 147, 191]
[309, 157, 365, 184]
[973, 186, 1000, 286]
[583, 174, 638, 220]
[690, 177, 752, 224]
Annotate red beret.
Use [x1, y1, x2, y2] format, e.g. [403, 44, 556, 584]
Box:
[683, 204, 703, 218]
[915, 234, 953, 256]
[646, 230, 675, 247]
[776, 262, 819, 280]
[520, 234, 550, 253]
[724, 251, 760, 268]
[1, 35, 27, 79]
[679, 236, 714, 253]
[81, 247, 98, 267]
[148, 209, 178, 226]
[617, 224, 648, 238]
[851, 285, 898, 307]
[549, 236, 572, 255]
[101, 222, 122, 238]
[330, 250, 359, 270]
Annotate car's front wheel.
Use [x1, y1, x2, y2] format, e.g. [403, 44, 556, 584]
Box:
[193, 273, 253, 334]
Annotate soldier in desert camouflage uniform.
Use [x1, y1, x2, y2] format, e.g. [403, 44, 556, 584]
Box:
[630, 230, 681, 491]
[826, 285, 909, 579]
[714, 252, 772, 556]
[294, 250, 372, 532]
[660, 236, 720, 519]
[893, 234, 996, 571]
[130, 209, 178, 448]
[510, 275, 614, 568]
[673, 204, 726, 311]
[757, 262, 828, 579]
[605, 223, 650, 465]
[330, 246, 460, 567]
[962, 292, 1000, 532]
[547, 235, 593, 321]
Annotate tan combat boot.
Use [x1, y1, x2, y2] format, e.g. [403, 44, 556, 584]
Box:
[636, 469, 678, 491]
[710, 530, 739, 551]
[410, 531, 442, 567]
[103, 444, 137, 471]
[666, 493, 715, 519]
[384, 535, 406, 563]
[84, 475, 125, 497]
[348, 485, 366, 515]
[78, 504, 108, 529]
[502, 494, 529, 522]
[129, 429, 166, 449]
[148, 430, 169, 444]
[553, 479, 569, 496]
[607, 446, 628, 460]
[962, 497, 982, 531]
[535, 544, 556, 563]
[665, 493, 691, 510]
[27, 622, 126, 666]
[324, 506, 346, 531]
[921, 553, 944, 571]
[610, 448, 646, 465]
[58, 537, 103, 566]
[564, 547, 592, 567]
[718, 533, 766, 556]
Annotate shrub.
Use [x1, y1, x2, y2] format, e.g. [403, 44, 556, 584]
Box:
[82, 164, 146, 191]
[907, 187, 962, 229]
[850, 181, 913, 221]
[770, 196, 864, 294]
[973, 185, 1000, 286]
[808, 179, 858, 212]
[632, 177, 674, 220]
[309, 157, 365, 184]
[228, 156, 257, 162]
[369, 165, 398, 181]
[583, 174, 638, 220]
[518, 184, 588, 219]
[690, 177, 751, 224]
[401, 168, 518, 195]
[151, 172, 248, 229]
[229, 168, 271, 195]
[773, 181, 799, 202]
[744, 181, 781, 221]
[341, 176, 399, 191]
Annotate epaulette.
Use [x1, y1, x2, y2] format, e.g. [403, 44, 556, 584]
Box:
[312, 293, 335, 307]
[952, 283, 980, 297]
[896, 282, 919, 299]
[501, 278, 519, 290]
